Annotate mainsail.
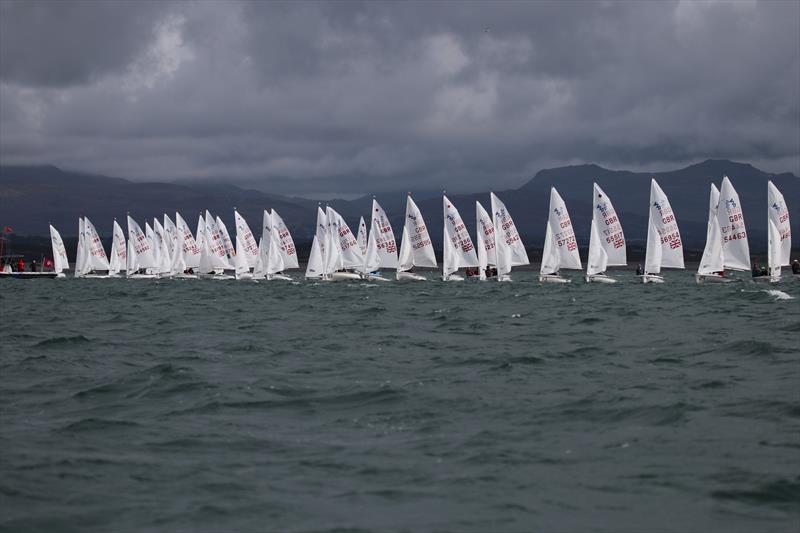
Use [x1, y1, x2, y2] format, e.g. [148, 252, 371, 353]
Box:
[698, 184, 724, 276]
[491, 192, 529, 280]
[442, 195, 478, 278]
[540, 187, 581, 275]
[397, 195, 437, 271]
[234, 210, 259, 269]
[49, 224, 69, 274]
[716, 176, 750, 271]
[127, 216, 156, 273]
[305, 236, 324, 279]
[767, 181, 791, 271]
[644, 179, 684, 274]
[371, 199, 398, 269]
[271, 210, 299, 269]
[475, 201, 496, 280]
[108, 219, 127, 276]
[357, 217, 368, 257]
[83, 217, 110, 273]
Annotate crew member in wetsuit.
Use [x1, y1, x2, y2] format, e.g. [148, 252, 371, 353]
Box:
[636, 264, 643, 276]
[792, 260, 800, 275]
[752, 262, 760, 277]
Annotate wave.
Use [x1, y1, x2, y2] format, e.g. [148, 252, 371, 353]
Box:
[763, 289, 794, 301]
[712, 477, 800, 507]
[33, 335, 90, 347]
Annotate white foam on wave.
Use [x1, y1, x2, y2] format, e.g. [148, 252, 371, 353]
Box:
[763, 289, 794, 301]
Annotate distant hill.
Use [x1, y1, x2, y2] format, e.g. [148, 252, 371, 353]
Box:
[1, 160, 797, 255]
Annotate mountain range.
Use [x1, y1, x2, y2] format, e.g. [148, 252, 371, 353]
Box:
[1, 160, 797, 256]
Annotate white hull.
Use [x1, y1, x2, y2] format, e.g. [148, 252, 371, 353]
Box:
[199, 273, 234, 280]
[127, 273, 159, 279]
[540, 274, 570, 284]
[585, 273, 617, 284]
[442, 274, 464, 282]
[695, 273, 734, 284]
[396, 271, 427, 281]
[330, 271, 362, 281]
[497, 274, 512, 282]
[235, 273, 255, 281]
[640, 274, 664, 284]
[752, 275, 780, 284]
[266, 273, 293, 281]
[361, 273, 391, 282]
[173, 273, 198, 279]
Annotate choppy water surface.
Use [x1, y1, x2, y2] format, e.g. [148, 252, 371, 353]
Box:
[1, 270, 799, 532]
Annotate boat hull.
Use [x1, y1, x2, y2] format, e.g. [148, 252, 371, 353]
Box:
[127, 274, 159, 279]
[0, 272, 59, 279]
[497, 274, 513, 282]
[396, 271, 426, 281]
[586, 274, 617, 284]
[752, 275, 780, 284]
[442, 274, 464, 282]
[330, 271, 362, 281]
[540, 274, 570, 284]
[695, 273, 734, 284]
[361, 273, 391, 282]
[640, 274, 664, 284]
[173, 273, 198, 279]
[266, 274, 293, 281]
[198, 273, 234, 280]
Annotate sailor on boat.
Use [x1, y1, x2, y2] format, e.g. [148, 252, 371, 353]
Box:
[792, 260, 800, 275]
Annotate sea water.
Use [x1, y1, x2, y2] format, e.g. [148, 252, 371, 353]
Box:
[1, 271, 798, 532]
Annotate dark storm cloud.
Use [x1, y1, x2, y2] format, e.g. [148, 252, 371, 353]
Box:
[1, 0, 798, 195]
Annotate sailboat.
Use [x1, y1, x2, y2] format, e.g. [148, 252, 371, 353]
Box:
[49, 224, 70, 278]
[355, 218, 383, 280]
[539, 188, 581, 283]
[695, 184, 730, 283]
[442, 195, 478, 281]
[75, 217, 111, 278]
[126, 216, 158, 278]
[153, 219, 172, 277]
[396, 194, 437, 280]
[716, 176, 750, 281]
[761, 181, 792, 283]
[369, 198, 398, 280]
[324, 206, 363, 281]
[257, 210, 294, 281]
[233, 209, 259, 276]
[491, 192, 529, 282]
[216, 216, 236, 264]
[641, 179, 684, 283]
[172, 212, 200, 278]
[233, 234, 255, 280]
[198, 210, 234, 279]
[586, 184, 626, 283]
[270, 209, 299, 272]
[305, 235, 325, 280]
[475, 201, 496, 280]
[108, 219, 127, 277]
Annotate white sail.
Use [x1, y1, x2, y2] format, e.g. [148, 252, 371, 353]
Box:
[547, 188, 582, 270]
[586, 220, 609, 276]
[176, 212, 200, 269]
[591, 184, 626, 266]
[356, 219, 381, 274]
[539, 221, 560, 276]
[442, 195, 479, 278]
[49, 225, 69, 273]
[204, 211, 234, 270]
[127, 216, 156, 272]
[234, 210, 259, 268]
[196, 215, 207, 254]
[491, 192, 529, 279]
[305, 236, 324, 279]
[163, 215, 177, 258]
[266, 228, 286, 275]
[370, 199, 398, 269]
[314, 206, 329, 274]
[108, 219, 127, 275]
[153, 219, 171, 274]
[397, 195, 437, 271]
[233, 234, 251, 277]
[216, 216, 236, 259]
[644, 179, 684, 274]
[357, 216, 368, 257]
[83, 217, 110, 272]
[768, 219, 782, 279]
[145, 222, 156, 263]
[698, 184, 724, 276]
[476, 201, 496, 280]
[326, 206, 362, 270]
[767, 181, 791, 267]
[75, 217, 86, 277]
[271, 210, 299, 269]
[716, 176, 750, 271]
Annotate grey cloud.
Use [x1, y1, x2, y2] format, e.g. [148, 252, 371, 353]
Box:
[0, 0, 798, 196]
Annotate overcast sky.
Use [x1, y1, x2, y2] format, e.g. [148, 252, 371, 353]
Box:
[1, 0, 798, 197]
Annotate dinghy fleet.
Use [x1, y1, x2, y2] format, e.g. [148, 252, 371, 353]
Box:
[40, 177, 794, 283]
